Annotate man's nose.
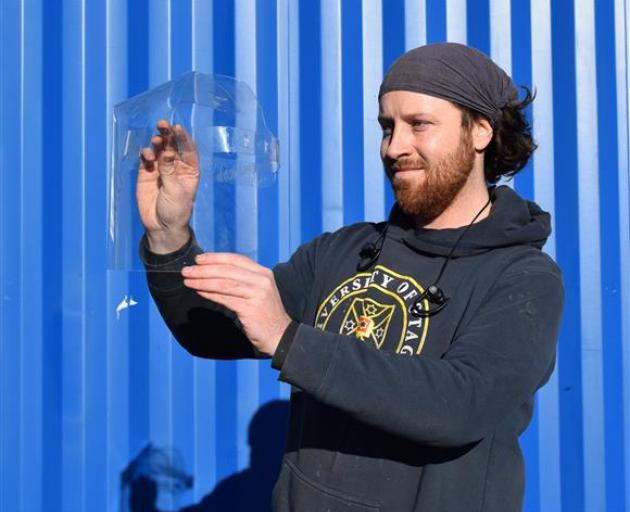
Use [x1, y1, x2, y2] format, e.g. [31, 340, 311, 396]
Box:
[384, 126, 413, 161]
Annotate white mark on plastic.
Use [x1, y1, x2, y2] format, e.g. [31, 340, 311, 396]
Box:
[116, 295, 138, 319]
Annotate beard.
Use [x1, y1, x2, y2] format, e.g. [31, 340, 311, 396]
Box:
[387, 129, 476, 224]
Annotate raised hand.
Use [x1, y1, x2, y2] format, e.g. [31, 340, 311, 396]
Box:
[136, 120, 200, 253]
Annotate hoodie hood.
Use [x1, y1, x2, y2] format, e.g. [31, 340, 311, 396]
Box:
[389, 185, 551, 257]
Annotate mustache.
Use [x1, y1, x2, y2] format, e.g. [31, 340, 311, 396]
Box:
[386, 157, 427, 172]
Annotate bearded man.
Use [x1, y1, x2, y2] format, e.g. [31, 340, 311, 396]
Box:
[137, 43, 564, 512]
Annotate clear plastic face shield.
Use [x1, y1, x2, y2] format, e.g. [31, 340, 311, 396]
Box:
[108, 72, 280, 271]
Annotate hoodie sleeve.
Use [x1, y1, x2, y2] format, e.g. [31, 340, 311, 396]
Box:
[274, 263, 564, 447]
[141, 231, 258, 360]
[142, 228, 332, 360]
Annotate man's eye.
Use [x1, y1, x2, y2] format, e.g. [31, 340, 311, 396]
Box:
[381, 127, 392, 137]
[412, 120, 427, 128]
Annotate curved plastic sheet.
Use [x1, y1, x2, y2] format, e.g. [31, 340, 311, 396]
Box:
[108, 72, 280, 271]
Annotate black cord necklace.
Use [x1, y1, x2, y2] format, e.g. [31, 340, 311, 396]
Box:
[357, 223, 390, 272]
[409, 196, 493, 318]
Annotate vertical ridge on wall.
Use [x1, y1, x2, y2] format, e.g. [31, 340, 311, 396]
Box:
[299, 0, 322, 241]
[126, 0, 153, 503]
[211, 0, 238, 490]
[531, 1, 562, 510]
[382, 0, 405, 214]
[276, 0, 299, 402]
[2, 2, 22, 510]
[467, 0, 490, 54]
[189, 1, 218, 493]
[596, 0, 626, 507]
[490, 0, 512, 73]
[256, 0, 282, 407]
[617, 1, 630, 510]
[510, 0, 538, 506]
[277, 0, 301, 262]
[341, 0, 365, 226]
[615, 0, 630, 509]
[362, 0, 384, 222]
[61, 0, 88, 508]
[79, 0, 88, 506]
[446, 0, 467, 43]
[552, 1, 588, 510]
[20, 0, 44, 510]
[510, 0, 534, 200]
[127, 0, 151, 493]
[145, 0, 172, 471]
[405, 0, 427, 49]
[426, 0, 446, 43]
[84, 0, 109, 507]
[234, 0, 260, 473]
[489, 0, 513, 190]
[18, 0, 27, 509]
[321, 0, 344, 232]
[42, 0, 64, 506]
[144, 0, 172, 474]
[169, 3, 196, 507]
[190, 0, 216, 503]
[192, 0, 212, 73]
[105, 0, 129, 509]
[191, 0, 216, 500]
[277, 0, 300, 262]
[575, 0, 606, 509]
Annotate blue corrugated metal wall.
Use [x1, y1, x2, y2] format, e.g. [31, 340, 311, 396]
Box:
[1, 0, 629, 511]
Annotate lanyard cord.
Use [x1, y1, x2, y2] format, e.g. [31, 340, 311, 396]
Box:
[432, 195, 492, 287]
[357, 194, 493, 315]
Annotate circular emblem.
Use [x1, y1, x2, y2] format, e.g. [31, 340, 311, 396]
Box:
[314, 265, 430, 354]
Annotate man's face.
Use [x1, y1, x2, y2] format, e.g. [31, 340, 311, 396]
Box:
[378, 91, 476, 223]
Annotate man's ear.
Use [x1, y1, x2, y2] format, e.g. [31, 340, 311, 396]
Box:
[472, 118, 493, 152]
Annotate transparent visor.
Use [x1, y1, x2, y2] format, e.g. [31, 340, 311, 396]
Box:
[108, 72, 280, 271]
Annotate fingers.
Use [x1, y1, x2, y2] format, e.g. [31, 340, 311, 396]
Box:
[157, 119, 178, 152]
[181, 258, 273, 298]
[193, 252, 269, 274]
[173, 124, 199, 167]
[139, 119, 199, 184]
[197, 291, 241, 312]
[160, 148, 179, 176]
[152, 120, 179, 175]
[138, 122, 171, 172]
[138, 148, 157, 175]
[182, 262, 263, 281]
[155, 120, 199, 167]
[184, 276, 256, 299]
[151, 135, 163, 154]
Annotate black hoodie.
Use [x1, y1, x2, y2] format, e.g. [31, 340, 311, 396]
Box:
[142, 185, 564, 512]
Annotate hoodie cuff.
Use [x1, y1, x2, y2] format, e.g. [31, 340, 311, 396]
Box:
[271, 320, 300, 370]
[139, 227, 203, 292]
[275, 324, 340, 395]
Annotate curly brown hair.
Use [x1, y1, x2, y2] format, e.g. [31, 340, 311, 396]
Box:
[460, 86, 538, 184]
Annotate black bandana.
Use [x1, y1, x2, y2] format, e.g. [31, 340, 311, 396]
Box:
[379, 42, 519, 124]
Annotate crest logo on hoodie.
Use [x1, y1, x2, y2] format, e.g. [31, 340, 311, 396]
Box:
[314, 265, 430, 354]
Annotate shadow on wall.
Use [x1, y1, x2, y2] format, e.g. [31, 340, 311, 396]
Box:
[120, 399, 290, 512]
